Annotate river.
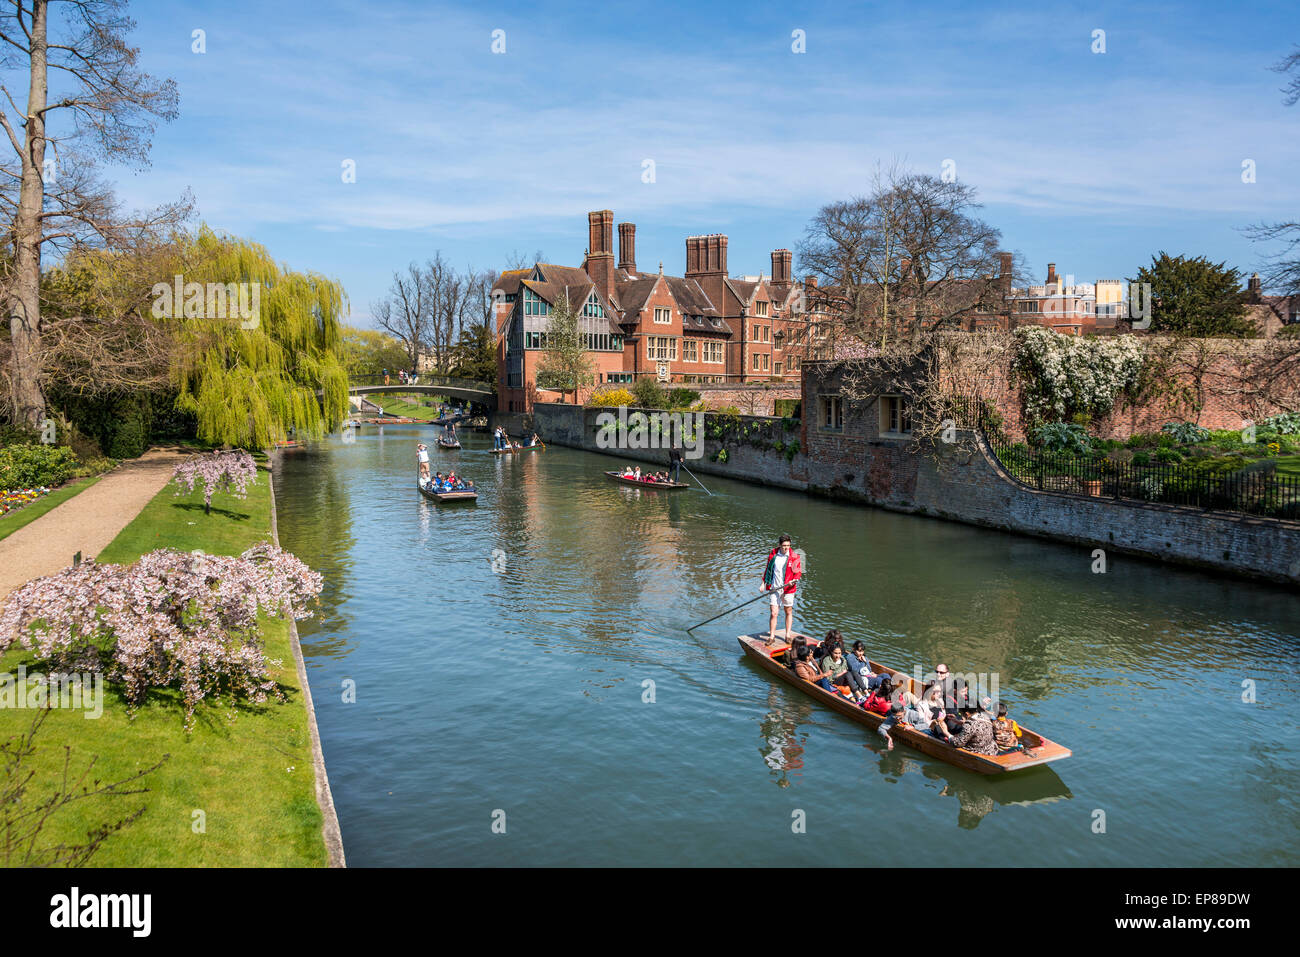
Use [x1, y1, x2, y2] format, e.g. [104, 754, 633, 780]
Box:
[272, 426, 1300, 866]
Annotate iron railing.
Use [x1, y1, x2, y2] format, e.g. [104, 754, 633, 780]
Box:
[949, 399, 1300, 520]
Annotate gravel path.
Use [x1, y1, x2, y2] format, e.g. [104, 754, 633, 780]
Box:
[0, 448, 187, 604]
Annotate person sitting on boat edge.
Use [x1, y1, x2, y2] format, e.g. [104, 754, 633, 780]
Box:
[784, 633, 817, 670]
[876, 700, 907, 751]
[792, 647, 834, 693]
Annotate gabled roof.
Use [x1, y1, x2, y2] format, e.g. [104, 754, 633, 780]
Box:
[492, 269, 529, 296]
[534, 263, 594, 289]
[519, 278, 622, 335]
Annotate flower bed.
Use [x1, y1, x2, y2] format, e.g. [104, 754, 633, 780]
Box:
[0, 486, 51, 514]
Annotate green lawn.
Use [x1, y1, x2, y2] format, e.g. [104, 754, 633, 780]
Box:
[364, 394, 445, 419]
[0, 474, 104, 543]
[1275, 455, 1300, 479]
[0, 456, 327, 867]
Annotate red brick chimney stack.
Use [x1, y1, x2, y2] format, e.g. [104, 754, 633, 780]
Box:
[618, 222, 636, 274]
[999, 252, 1012, 277]
[771, 249, 792, 287]
[583, 210, 616, 300]
[1046, 263, 1057, 285]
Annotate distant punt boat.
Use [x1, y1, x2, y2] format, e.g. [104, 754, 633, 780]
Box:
[491, 443, 545, 455]
[604, 470, 689, 489]
[737, 632, 1071, 775]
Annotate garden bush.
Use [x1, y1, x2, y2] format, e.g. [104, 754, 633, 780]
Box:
[1161, 421, 1210, 445]
[0, 444, 79, 489]
[666, 387, 701, 410]
[588, 386, 635, 408]
[107, 415, 147, 459]
[1030, 422, 1093, 455]
[1262, 412, 1300, 435]
[632, 378, 668, 409]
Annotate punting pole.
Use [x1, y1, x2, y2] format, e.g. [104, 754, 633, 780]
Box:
[679, 461, 712, 495]
[686, 589, 772, 633]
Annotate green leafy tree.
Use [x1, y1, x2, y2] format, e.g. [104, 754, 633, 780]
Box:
[1131, 253, 1252, 337]
[447, 320, 496, 383]
[535, 294, 594, 403]
[342, 327, 408, 378]
[170, 226, 350, 447]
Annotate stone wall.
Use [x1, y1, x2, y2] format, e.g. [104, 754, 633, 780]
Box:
[534, 400, 1300, 586]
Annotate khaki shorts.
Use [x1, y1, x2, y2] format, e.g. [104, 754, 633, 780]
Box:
[769, 590, 795, 609]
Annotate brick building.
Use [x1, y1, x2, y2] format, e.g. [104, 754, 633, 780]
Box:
[494, 210, 816, 412]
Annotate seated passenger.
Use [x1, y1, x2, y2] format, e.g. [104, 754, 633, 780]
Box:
[901, 691, 931, 729]
[930, 710, 956, 743]
[993, 702, 1023, 754]
[847, 641, 889, 691]
[792, 647, 834, 693]
[820, 645, 857, 697]
[948, 707, 999, 756]
[861, 676, 895, 715]
[815, 629, 845, 665]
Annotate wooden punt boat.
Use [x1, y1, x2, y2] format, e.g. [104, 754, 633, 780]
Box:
[436, 437, 461, 449]
[417, 482, 477, 503]
[490, 442, 545, 455]
[604, 470, 689, 489]
[737, 632, 1071, 775]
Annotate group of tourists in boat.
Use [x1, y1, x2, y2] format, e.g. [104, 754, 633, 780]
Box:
[417, 444, 474, 491]
[423, 470, 474, 493]
[616, 465, 676, 484]
[492, 427, 541, 451]
[758, 533, 1028, 757]
[787, 635, 1027, 756]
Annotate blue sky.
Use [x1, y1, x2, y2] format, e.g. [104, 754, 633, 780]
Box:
[72, 0, 1300, 323]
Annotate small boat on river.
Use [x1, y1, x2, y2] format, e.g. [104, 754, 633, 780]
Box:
[737, 632, 1071, 775]
[436, 436, 461, 449]
[491, 442, 545, 455]
[417, 481, 477, 504]
[604, 470, 689, 490]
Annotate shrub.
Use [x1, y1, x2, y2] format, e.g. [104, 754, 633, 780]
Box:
[1161, 421, 1210, 445]
[0, 444, 79, 489]
[1154, 447, 1183, 464]
[632, 378, 668, 409]
[666, 387, 701, 410]
[107, 416, 147, 459]
[1138, 476, 1164, 501]
[711, 405, 741, 416]
[588, 387, 635, 408]
[1030, 422, 1093, 456]
[1131, 451, 1151, 467]
[1262, 412, 1300, 435]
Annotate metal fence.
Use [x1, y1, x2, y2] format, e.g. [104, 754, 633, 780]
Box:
[949, 399, 1300, 520]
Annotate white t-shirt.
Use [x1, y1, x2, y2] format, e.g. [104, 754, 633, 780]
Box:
[417, 448, 429, 464]
[771, 552, 788, 590]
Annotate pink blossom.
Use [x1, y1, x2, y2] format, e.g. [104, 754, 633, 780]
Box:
[0, 543, 323, 731]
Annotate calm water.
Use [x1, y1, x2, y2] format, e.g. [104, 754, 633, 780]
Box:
[273, 427, 1300, 867]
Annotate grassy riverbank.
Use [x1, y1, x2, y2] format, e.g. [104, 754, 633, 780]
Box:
[0, 455, 327, 867]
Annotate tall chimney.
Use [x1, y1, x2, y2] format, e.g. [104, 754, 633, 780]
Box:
[1248, 272, 1262, 301]
[584, 210, 616, 299]
[1046, 263, 1057, 285]
[999, 252, 1012, 277]
[588, 210, 613, 256]
[771, 249, 792, 286]
[618, 222, 636, 273]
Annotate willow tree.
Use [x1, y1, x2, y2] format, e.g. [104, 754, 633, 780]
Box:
[167, 227, 350, 448]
